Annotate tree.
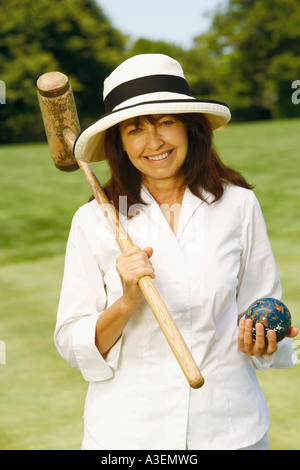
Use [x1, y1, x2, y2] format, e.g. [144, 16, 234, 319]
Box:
[0, 0, 127, 143]
[194, 0, 300, 120]
[128, 38, 184, 59]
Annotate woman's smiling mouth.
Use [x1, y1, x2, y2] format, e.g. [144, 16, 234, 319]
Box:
[145, 150, 173, 162]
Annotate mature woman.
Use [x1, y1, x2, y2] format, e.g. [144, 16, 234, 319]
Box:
[54, 54, 297, 450]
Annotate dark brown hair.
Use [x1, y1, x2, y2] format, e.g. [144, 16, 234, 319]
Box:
[103, 113, 253, 214]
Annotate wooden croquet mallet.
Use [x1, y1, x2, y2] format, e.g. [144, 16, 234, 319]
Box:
[37, 71, 204, 389]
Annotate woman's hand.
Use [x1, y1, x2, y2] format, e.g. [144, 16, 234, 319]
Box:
[238, 317, 298, 357]
[116, 245, 155, 309]
[238, 317, 278, 356]
[95, 246, 155, 356]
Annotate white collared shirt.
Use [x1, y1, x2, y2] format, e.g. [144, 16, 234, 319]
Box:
[54, 184, 295, 450]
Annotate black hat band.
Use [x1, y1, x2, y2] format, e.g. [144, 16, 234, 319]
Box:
[104, 74, 191, 113]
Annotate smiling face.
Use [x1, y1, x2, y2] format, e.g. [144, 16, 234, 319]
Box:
[119, 115, 188, 189]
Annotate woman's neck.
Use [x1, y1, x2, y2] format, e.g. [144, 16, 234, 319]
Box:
[143, 178, 186, 234]
[143, 177, 185, 206]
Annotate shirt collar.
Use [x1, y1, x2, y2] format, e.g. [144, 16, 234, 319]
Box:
[140, 185, 209, 240]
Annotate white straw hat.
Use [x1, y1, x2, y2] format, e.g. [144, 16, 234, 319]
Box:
[74, 54, 231, 163]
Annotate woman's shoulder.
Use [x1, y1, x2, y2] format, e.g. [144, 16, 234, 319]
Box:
[221, 183, 257, 205]
[204, 183, 260, 219]
[71, 198, 108, 227]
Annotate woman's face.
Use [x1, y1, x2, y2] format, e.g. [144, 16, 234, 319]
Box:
[119, 115, 188, 187]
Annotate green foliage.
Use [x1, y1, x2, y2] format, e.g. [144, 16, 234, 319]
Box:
[1, 0, 300, 143]
[128, 38, 184, 59]
[0, 0, 127, 143]
[180, 44, 220, 100]
[194, 0, 300, 120]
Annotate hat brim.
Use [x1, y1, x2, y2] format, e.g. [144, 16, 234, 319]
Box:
[74, 98, 231, 163]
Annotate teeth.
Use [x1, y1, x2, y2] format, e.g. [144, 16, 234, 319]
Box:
[146, 150, 171, 161]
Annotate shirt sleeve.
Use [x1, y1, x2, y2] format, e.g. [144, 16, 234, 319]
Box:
[237, 192, 296, 370]
[54, 204, 122, 382]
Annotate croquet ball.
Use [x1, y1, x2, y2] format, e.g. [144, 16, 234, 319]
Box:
[245, 297, 291, 343]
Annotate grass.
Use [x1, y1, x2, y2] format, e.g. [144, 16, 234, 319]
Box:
[0, 142, 110, 265]
[0, 118, 299, 449]
[0, 257, 87, 449]
[215, 119, 300, 450]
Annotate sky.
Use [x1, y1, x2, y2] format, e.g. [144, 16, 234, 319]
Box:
[96, 0, 227, 49]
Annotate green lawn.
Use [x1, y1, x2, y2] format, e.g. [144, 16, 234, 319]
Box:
[215, 119, 300, 450]
[0, 118, 299, 449]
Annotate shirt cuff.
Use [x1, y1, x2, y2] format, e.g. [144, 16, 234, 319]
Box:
[72, 313, 122, 382]
[249, 337, 296, 371]
[270, 337, 296, 369]
[249, 354, 274, 371]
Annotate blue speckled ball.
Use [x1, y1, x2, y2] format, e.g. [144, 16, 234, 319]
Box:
[245, 298, 291, 343]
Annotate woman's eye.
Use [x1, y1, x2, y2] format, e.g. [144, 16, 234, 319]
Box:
[161, 120, 174, 126]
[129, 128, 141, 135]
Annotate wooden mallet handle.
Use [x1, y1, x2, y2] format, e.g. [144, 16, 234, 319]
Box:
[37, 72, 204, 389]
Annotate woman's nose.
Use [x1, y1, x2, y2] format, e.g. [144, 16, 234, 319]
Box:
[146, 128, 164, 151]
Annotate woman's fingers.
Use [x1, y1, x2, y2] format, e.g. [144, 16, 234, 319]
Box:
[266, 329, 277, 355]
[143, 246, 153, 259]
[116, 245, 156, 297]
[238, 317, 277, 356]
[116, 247, 155, 281]
[252, 322, 267, 355]
[287, 326, 299, 338]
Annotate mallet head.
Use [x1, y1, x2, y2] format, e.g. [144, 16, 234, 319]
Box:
[37, 72, 80, 172]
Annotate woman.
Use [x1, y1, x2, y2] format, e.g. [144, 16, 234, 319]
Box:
[54, 54, 297, 450]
